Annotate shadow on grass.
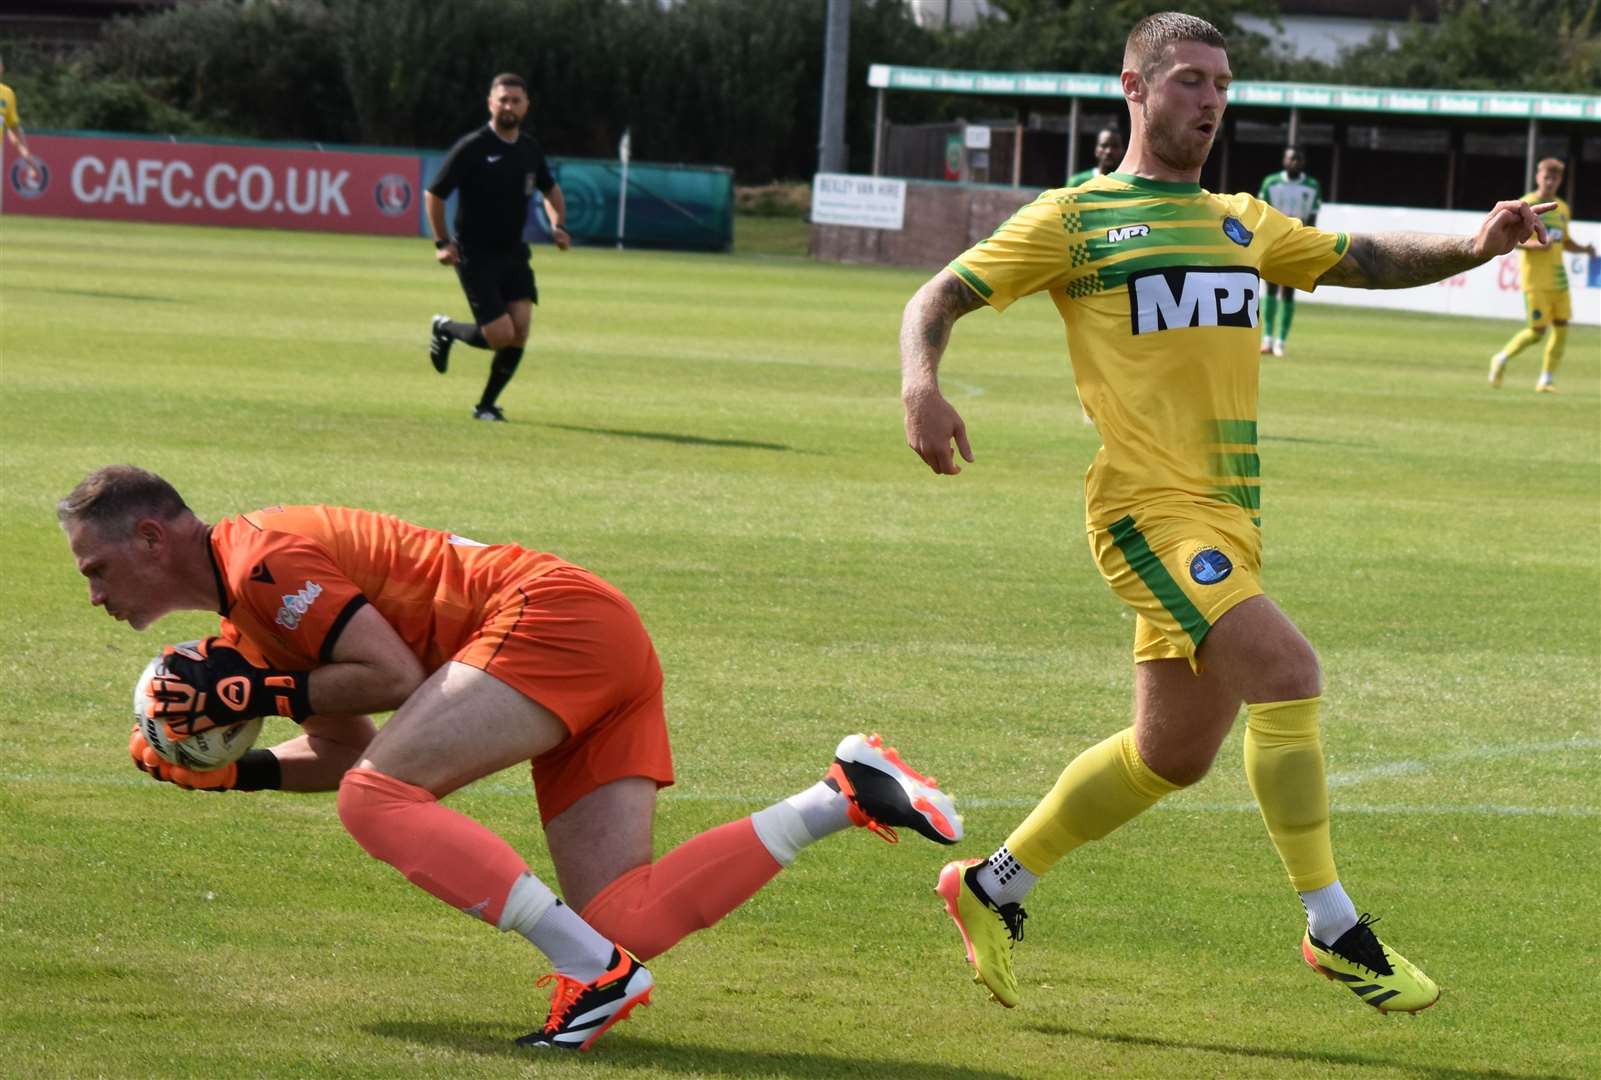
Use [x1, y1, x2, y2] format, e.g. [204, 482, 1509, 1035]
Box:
[541, 422, 793, 452]
[1028, 1023, 1574, 1080]
[11, 285, 181, 303]
[368, 1022, 1022, 1079]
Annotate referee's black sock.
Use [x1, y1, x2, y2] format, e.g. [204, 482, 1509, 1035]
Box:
[445, 320, 489, 348]
[479, 346, 524, 409]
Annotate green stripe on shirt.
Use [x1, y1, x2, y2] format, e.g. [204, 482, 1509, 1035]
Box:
[947, 260, 993, 299]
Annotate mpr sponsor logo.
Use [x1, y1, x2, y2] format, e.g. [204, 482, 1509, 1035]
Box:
[1128, 267, 1259, 334]
[275, 580, 324, 630]
[1107, 224, 1150, 243]
[1189, 548, 1233, 584]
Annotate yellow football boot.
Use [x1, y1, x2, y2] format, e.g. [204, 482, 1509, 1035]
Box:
[1302, 914, 1439, 1014]
[936, 859, 1026, 1008]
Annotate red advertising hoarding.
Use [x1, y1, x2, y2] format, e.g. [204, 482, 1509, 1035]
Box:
[6, 133, 419, 236]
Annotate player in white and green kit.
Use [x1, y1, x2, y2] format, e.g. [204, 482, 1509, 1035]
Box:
[901, 10, 1552, 1019]
[1257, 147, 1322, 357]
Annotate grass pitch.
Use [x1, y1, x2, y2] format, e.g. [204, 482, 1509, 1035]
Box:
[1, 214, 1597, 1079]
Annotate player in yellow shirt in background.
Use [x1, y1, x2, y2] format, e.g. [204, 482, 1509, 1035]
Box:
[901, 10, 1551, 1017]
[1489, 157, 1595, 393]
[0, 54, 40, 185]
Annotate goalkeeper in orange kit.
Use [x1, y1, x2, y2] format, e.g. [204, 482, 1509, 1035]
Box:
[63, 464, 962, 1051]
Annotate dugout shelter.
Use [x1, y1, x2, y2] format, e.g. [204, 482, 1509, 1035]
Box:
[863, 64, 1600, 219]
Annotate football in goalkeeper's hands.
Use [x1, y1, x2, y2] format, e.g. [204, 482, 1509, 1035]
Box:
[133, 645, 263, 770]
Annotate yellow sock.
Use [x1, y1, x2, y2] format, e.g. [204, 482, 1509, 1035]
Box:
[1499, 327, 1541, 358]
[1244, 697, 1337, 891]
[1541, 324, 1567, 378]
[1006, 728, 1181, 875]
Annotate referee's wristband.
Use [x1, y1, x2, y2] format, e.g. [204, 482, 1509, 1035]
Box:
[434, 238, 453, 249]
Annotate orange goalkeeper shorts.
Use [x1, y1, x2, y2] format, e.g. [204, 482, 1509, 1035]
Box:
[454, 565, 675, 824]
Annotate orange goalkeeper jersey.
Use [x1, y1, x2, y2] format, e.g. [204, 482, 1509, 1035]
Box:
[207, 505, 571, 671]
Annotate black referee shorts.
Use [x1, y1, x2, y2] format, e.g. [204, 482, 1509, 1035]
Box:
[454, 245, 538, 326]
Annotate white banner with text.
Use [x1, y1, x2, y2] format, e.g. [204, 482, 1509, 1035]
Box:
[811, 173, 907, 230]
[1304, 203, 1598, 327]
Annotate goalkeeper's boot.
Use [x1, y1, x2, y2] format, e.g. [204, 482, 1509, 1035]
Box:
[429, 314, 453, 374]
[473, 404, 508, 422]
[516, 947, 654, 1051]
[936, 858, 1025, 1008]
[826, 732, 961, 845]
[1488, 352, 1507, 387]
[1302, 913, 1439, 1014]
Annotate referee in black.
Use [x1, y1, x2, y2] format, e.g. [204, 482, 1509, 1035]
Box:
[426, 72, 570, 421]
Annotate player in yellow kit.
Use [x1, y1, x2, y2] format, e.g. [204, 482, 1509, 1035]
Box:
[901, 11, 1551, 1017]
[0, 54, 41, 186]
[1489, 157, 1596, 393]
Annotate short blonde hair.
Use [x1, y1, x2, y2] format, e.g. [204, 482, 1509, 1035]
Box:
[57, 465, 191, 538]
[1536, 157, 1565, 175]
[1124, 11, 1227, 78]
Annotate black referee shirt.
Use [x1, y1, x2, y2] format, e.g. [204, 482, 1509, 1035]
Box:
[428, 125, 557, 254]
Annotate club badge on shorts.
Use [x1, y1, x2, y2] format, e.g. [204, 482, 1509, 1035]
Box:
[1190, 548, 1233, 584]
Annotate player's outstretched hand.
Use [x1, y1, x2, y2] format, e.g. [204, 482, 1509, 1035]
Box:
[128, 724, 239, 791]
[1475, 199, 1554, 259]
[148, 638, 302, 741]
[903, 387, 975, 475]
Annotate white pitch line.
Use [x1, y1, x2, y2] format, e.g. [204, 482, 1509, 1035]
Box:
[647, 795, 1597, 818]
[945, 378, 986, 397]
[5, 772, 1593, 817]
[8, 738, 1599, 818]
[1325, 736, 1601, 788]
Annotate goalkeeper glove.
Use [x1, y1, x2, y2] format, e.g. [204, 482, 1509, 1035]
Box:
[147, 637, 312, 740]
[129, 724, 239, 791]
[128, 724, 282, 792]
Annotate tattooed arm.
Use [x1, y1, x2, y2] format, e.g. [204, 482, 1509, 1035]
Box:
[1317, 199, 1554, 289]
[900, 269, 989, 475]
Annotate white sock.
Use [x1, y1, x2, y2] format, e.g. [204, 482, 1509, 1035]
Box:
[498, 872, 613, 981]
[1301, 880, 1359, 944]
[973, 845, 1038, 908]
[750, 782, 850, 866]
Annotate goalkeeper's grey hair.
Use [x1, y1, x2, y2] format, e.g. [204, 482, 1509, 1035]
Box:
[1124, 12, 1227, 78]
[58, 465, 192, 537]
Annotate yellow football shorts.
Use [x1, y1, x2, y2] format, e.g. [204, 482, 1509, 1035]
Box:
[1090, 506, 1263, 670]
[1524, 289, 1571, 329]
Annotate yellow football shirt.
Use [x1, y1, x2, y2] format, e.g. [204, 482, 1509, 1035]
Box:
[0, 82, 19, 132]
[948, 172, 1348, 530]
[1517, 192, 1570, 293]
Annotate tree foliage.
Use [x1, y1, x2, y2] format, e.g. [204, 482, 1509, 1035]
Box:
[2, 0, 1595, 180]
[1286, 0, 1601, 94]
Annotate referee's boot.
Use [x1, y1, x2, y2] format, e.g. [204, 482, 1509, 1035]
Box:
[429, 314, 453, 374]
